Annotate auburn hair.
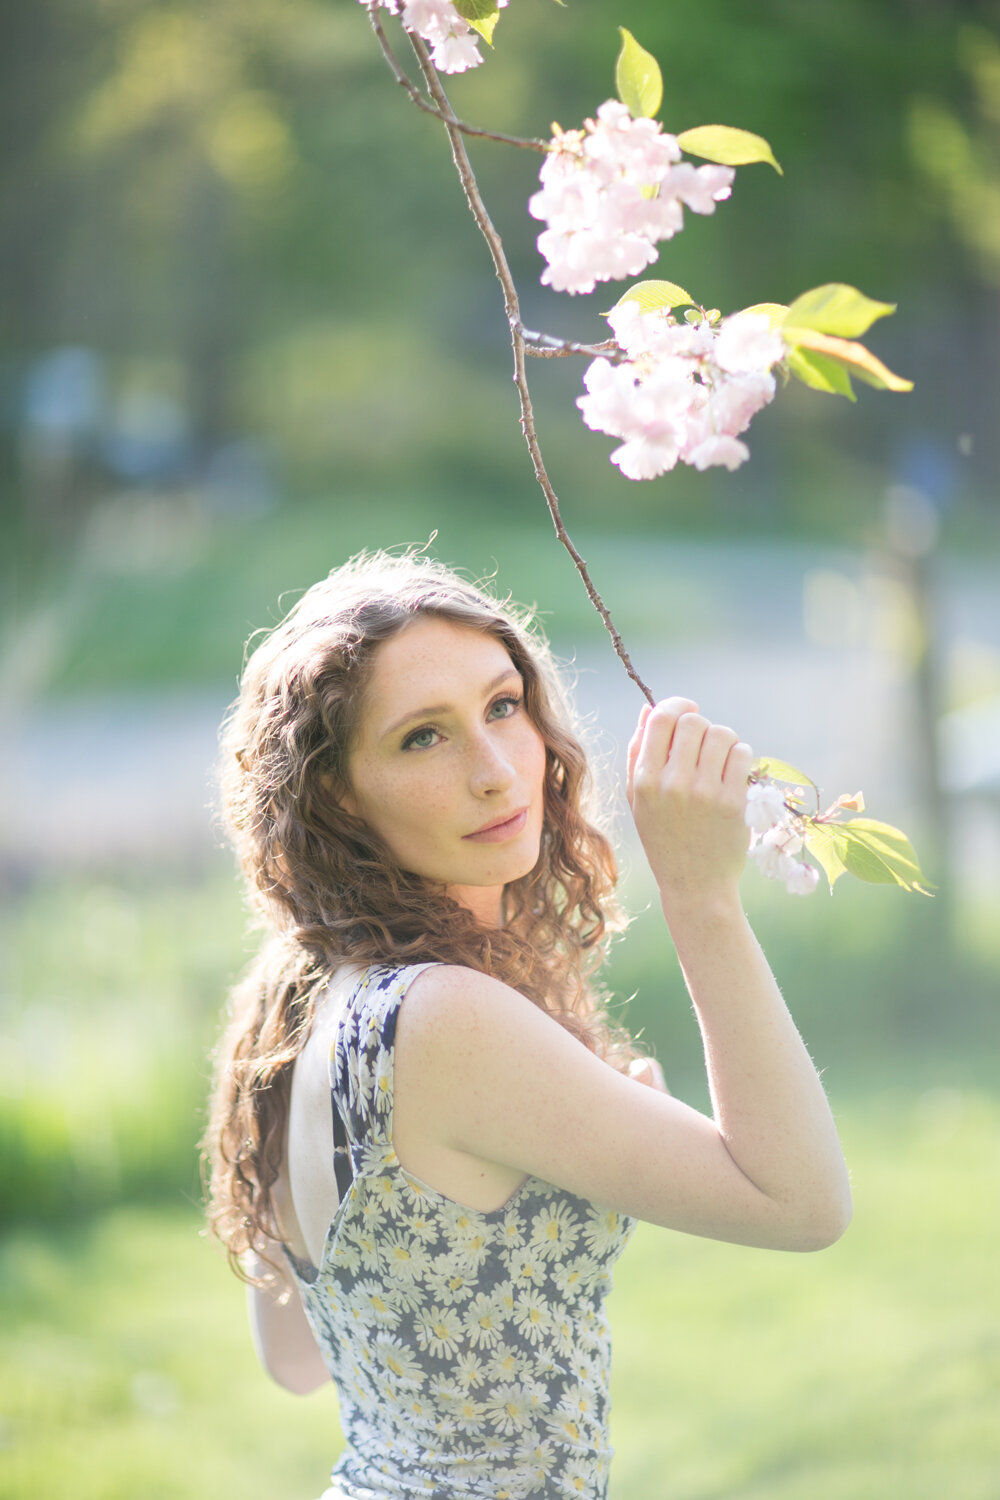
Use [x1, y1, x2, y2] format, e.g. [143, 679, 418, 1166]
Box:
[203, 549, 640, 1276]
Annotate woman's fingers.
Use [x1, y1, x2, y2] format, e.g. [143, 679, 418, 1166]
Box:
[628, 1055, 670, 1094]
[695, 723, 740, 784]
[665, 711, 711, 777]
[722, 739, 755, 793]
[625, 703, 652, 803]
[629, 697, 752, 895]
[632, 697, 699, 791]
[631, 698, 751, 808]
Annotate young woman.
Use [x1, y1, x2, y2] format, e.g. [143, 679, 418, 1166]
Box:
[204, 549, 852, 1500]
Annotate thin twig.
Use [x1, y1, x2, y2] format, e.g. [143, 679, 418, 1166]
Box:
[368, 6, 548, 152]
[376, 25, 656, 704]
[521, 329, 620, 360]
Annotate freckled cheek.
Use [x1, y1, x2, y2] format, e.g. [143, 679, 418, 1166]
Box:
[373, 771, 454, 839]
[523, 726, 548, 794]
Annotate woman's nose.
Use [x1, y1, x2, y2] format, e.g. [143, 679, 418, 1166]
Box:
[467, 729, 515, 795]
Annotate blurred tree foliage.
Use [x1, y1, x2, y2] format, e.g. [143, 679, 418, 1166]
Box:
[2, 0, 998, 559]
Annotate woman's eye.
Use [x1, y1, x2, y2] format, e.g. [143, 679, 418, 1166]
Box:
[402, 726, 440, 751]
[489, 694, 522, 721]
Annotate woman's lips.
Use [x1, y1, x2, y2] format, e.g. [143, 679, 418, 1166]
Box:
[463, 808, 529, 843]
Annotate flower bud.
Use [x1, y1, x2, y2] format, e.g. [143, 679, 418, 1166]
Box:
[784, 860, 820, 896]
[751, 838, 796, 881]
[745, 781, 787, 833]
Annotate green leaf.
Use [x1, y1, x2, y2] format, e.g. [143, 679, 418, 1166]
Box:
[676, 124, 782, 174]
[453, 0, 500, 44]
[615, 29, 662, 119]
[753, 757, 817, 795]
[784, 283, 896, 339]
[836, 819, 934, 894]
[782, 326, 913, 393]
[803, 823, 850, 891]
[608, 279, 695, 315]
[786, 344, 857, 401]
[740, 302, 789, 331]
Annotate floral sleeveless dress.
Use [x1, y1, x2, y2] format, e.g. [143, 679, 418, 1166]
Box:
[285, 963, 636, 1500]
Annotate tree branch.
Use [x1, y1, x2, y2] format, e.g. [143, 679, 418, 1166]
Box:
[371, 20, 656, 704]
[368, 6, 548, 152]
[520, 329, 620, 360]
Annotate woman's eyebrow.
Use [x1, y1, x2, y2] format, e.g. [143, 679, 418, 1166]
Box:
[383, 667, 522, 738]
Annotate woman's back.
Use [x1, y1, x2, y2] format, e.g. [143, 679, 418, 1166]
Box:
[283, 962, 635, 1500]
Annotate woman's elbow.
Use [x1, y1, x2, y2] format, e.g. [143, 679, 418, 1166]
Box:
[262, 1353, 330, 1395]
[791, 1191, 854, 1252]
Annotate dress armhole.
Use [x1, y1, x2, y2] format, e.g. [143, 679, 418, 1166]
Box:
[332, 1092, 354, 1202]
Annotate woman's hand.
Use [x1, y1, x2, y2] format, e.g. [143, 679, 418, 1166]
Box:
[626, 696, 753, 909]
[244, 1248, 330, 1395]
[628, 1054, 670, 1093]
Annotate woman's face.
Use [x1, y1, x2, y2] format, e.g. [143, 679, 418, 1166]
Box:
[342, 616, 548, 925]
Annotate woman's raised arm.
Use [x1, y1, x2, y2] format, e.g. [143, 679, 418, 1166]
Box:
[392, 698, 852, 1252]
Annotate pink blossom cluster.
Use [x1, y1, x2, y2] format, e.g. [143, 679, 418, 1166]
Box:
[528, 101, 736, 295]
[744, 780, 820, 895]
[362, 0, 505, 74]
[577, 301, 786, 480]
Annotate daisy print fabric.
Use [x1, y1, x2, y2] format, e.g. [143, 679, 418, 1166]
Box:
[286, 964, 636, 1500]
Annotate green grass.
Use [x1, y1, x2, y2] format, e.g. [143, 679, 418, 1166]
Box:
[11, 494, 686, 695]
[0, 1208, 341, 1500]
[609, 1089, 1000, 1499]
[1, 1088, 997, 1499]
[11, 481, 957, 695]
[0, 867, 248, 1222]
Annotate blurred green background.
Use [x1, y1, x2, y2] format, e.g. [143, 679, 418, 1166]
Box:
[2, 1, 999, 1496]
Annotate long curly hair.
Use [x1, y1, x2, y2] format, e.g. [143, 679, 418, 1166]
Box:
[203, 549, 640, 1276]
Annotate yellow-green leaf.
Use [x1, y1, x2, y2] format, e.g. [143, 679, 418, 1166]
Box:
[786, 344, 857, 401]
[785, 283, 896, 338]
[803, 823, 850, 890]
[741, 302, 789, 331]
[837, 818, 934, 894]
[609, 279, 695, 315]
[782, 327, 914, 393]
[677, 124, 782, 174]
[753, 757, 817, 794]
[454, 0, 500, 44]
[615, 29, 662, 119]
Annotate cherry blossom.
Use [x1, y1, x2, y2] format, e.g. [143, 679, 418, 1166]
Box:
[364, 0, 499, 75]
[743, 776, 822, 893]
[784, 860, 821, 896]
[529, 101, 735, 295]
[577, 306, 785, 479]
[745, 780, 789, 833]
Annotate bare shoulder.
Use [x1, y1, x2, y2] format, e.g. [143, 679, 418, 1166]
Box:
[394, 962, 638, 1163]
[398, 962, 568, 1061]
[394, 963, 587, 1125]
[394, 962, 807, 1249]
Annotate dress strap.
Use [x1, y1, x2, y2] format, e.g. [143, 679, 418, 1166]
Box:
[329, 963, 437, 1173]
